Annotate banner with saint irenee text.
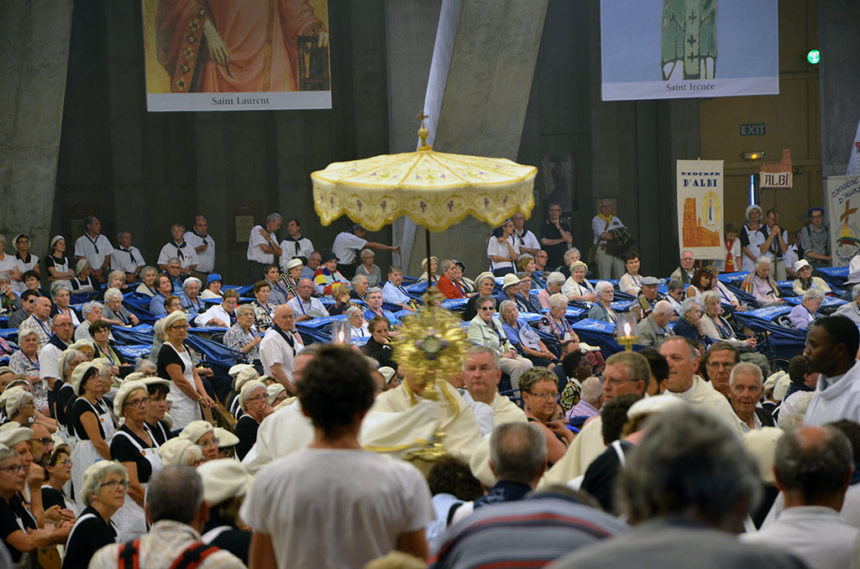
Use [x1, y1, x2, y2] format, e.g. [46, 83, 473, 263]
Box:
[600, 0, 779, 101]
[141, 0, 331, 112]
[826, 176, 860, 266]
[676, 160, 724, 260]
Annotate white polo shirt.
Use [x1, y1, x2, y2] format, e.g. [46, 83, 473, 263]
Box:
[184, 231, 216, 273]
[332, 232, 367, 265]
[259, 327, 304, 383]
[110, 246, 145, 274]
[247, 225, 277, 264]
[74, 234, 114, 269]
[157, 241, 199, 269]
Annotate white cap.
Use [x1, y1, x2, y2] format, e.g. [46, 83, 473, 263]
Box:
[239, 380, 267, 412]
[234, 367, 260, 391]
[228, 364, 254, 378]
[214, 427, 239, 449]
[197, 459, 252, 505]
[158, 438, 202, 466]
[0, 424, 32, 448]
[266, 384, 285, 405]
[179, 420, 214, 445]
[113, 380, 149, 416]
[627, 394, 687, 420]
[743, 427, 784, 485]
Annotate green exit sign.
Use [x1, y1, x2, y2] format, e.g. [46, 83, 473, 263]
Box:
[740, 123, 766, 136]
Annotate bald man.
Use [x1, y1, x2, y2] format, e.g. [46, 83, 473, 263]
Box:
[259, 305, 304, 395]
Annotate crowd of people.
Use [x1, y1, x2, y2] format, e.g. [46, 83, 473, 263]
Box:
[0, 202, 856, 569]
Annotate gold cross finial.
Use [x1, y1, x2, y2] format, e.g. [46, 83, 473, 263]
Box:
[417, 111, 430, 149]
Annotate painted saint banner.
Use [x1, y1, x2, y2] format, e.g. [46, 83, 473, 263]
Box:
[600, 0, 779, 101]
[142, 0, 331, 112]
[826, 175, 860, 266]
[676, 160, 724, 259]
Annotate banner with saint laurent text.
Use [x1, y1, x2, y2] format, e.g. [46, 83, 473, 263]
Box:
[142, 0, 331, 112]
[826, 175, 860, 266]
[600, 0, 779, 101]
[676, 160, 724, 260]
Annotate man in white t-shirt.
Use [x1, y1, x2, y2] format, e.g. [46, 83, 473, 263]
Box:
[259, 304, 304, 395]
[110, 230, 146, 283]
[157, 224, 198, 275]
[331, 224, 399, 279]
[279, 218, 314, 270]
[247, 213, 283, 282]
[74, 215, 114, 284]
[240, 345, 432, 569]
[184, 215, 216, 276]
[286, 278, 329, 322]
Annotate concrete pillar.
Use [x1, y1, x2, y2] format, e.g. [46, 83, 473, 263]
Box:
[403, 0, 548, 275]
[0, 1, 74, 253]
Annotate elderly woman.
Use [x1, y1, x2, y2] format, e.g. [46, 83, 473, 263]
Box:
[69, 362, 114, 510]
[685, 267, 714, 299]
[235, 380, 273, 460]
[361, 316, 397, 369]
[179, 420, 220, 463]
[539, 271, 565, 309]
[143, 377, 173, 445]
[618, 253, 643, 296]
[157, 438, 203, 467]
[71, 259, 97, 294]
[179, 277, 206, 318]
[263, 265, 291, 306]
[223, 304, 262, 366]
[63, 461, 129, 569]
[45, 235, 75, 283]
[9, 328, 40, 389]
[90, 319, 130, 377]
[0, 442, 71, 565]
[500, 300, 556, 368]
[417, 256, 440, 283]
[346, 306, 370, 339]
[519, 368, 573, 466]
[158, 312, 214, 430]
[198, 459, 253, 563]
[355, 248, 382, 287]
[700, 291, 756, 348]
[280, 259, 304, 299]
[109, 379, 168, 541]
[792, 259, 831, 295]
[2, 386, 35, 427]
[42, 444, 75, 513]
[741, 256, 781, 306]
[788, 287, 824, 330]
[467, 295, 533, 390]
[102, 287, 139, 326]
[50, 282, 81, 326]
[487, 219, 519, 277]
[562, 261, 597, 303]
[195, 289, 239, 328]
[586, 281, 617, 323]
[251, 280, 276, 332]
[462, 272, 497, 321]
[200, 273, 223, 300]
[134, 266, 159, 297]
[149, 275, 174, 316]
[0, 272, 19, 315]
[106, 270, 128, 293]
[671, 298, 709, 346]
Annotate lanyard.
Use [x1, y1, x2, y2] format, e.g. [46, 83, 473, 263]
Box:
[22, 351, 39, 371]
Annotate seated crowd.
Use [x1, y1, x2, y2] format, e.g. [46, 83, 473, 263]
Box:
[0, 208, 857, 569]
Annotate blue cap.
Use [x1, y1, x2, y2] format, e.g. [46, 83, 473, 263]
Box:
[808, 207, 824, 217]
[207, 273, 222, 284]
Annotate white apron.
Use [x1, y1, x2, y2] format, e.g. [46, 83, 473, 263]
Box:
[70, 399, 114, 511]
[111, 427, 162, 542]
[165, 343, 203, 429]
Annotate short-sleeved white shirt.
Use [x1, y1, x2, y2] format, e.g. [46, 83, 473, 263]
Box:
[247, 225, 277, 264]
[332, 232, 367, 265]
[279, 237, 314, 268]
[110, 246, 145, 274]
[487, 236, 519, 271]
[74, 234, 114, 269]
[184, 231, 216, 273]
[259, 327, 304, 382]
[157, 242, 198, 269]
[38, 343, 64, 380]
[240, 448, 433, 569]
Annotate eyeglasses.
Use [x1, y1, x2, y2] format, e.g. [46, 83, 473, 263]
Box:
[526, 391, 558, 399]
[99, 479, 130, 490]
[123, 397, 150, 407]
[245, 394, 267, 403]
[479, 306, 495, 311]
[604, 377, 637, 387]
[0, 465, 26, 473]
[56, 459, 73, 466]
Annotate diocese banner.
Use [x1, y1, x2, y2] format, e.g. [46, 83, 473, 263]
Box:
[141, 0, 331, 112]
[676, 160, 724, 259]
[600, 0, 779, 102]
[825, 176, 860, 266]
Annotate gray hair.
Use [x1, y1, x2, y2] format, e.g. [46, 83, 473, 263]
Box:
[754, 255, 773, 269]
[359, 248, 374, 259]
[147, 465, 204, 524]
[594, 280, 613, 296]
[134, 358, 157, 373]
[140, 265, 158, 277]
[345, 306, 363, 320]
[474, 273, 496, 289]
[653, 300, 674, 316]
[774, 426, 853, 502]
[563, 248, 581, 264]
[82, 301, 104, 317]
[367, 286, 383, 296]
[50, 282, 71, 297]
[351, 274, 368, 287]
[439, 259, 454, 273]
[700, 290, 721, 308]
[81, 461, 129, 507]
[0, 445, 16, 464]
[17, 328, 38, 341]
[167, 257, 181, 266]
[802, 287, 824, 301]
[546, 271, 565, 286]
[548, 292, 568, 310]
[236, 304, 254, 318]
[667, 279, 684, 293]
[462, 345, 500, 371]
[728, 361, 763, 388]
[265, 213, 282, 224]
[580, 376, 603, 404]
[680, 297, 701, 317]
[618, 407, 761, 524]
[103, 288, 123, 303]
[62, 350, 86, 378]
[489, 423, 547, 484]
[182, 277, 202, 291]
[499, 300, 518, 321]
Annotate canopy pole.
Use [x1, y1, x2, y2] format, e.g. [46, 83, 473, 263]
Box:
[426, 227, 433, 284]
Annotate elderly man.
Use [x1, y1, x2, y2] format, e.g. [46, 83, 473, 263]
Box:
[665, 279, 685, 315]
[74, 215, 113, 283]
[552, 407, 806, 569]
[743, 425, 858, 569]
[460, 346, 527, 435]
[789, 288, 824, 330]
[332, 224, 399, 279]
[539, 351, 649, 488]
[834, 283, 860, 327]
[349, 274, 370, 302]
[636, 276, 663, 317]
[699, 341, 739, 399]
[247, 213, 283, 281]
[163, 257, 184, 293]
[38, 314, 74, 409]
[511, 211, 540, 256]
[301, 251, 322, 280]
[286, 278, 329, 321]
[259, 305, 304, 395]
[19, 297, 52, 348]
[110, 230, 145, 283]
[184, 215, 215, 277]
[638, 300, 675, 349]
[539, 203, 574, 270]
[242, 346, 431, 569]
[803, 315, 860, 426]
[670, 249, 696, 284]
[556, 247, 581, 278]
[728, 362, 775, 433]
[195, 289, 239, 327]
[659, 337, 743, 436]
[157, 224, 198, 275]
[591, 199, 626, 279]
[90, 465, 244, 569]
[382, 266, 415, 312]
[363, 287, 401, 327]
[800, 206, 831, 268]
